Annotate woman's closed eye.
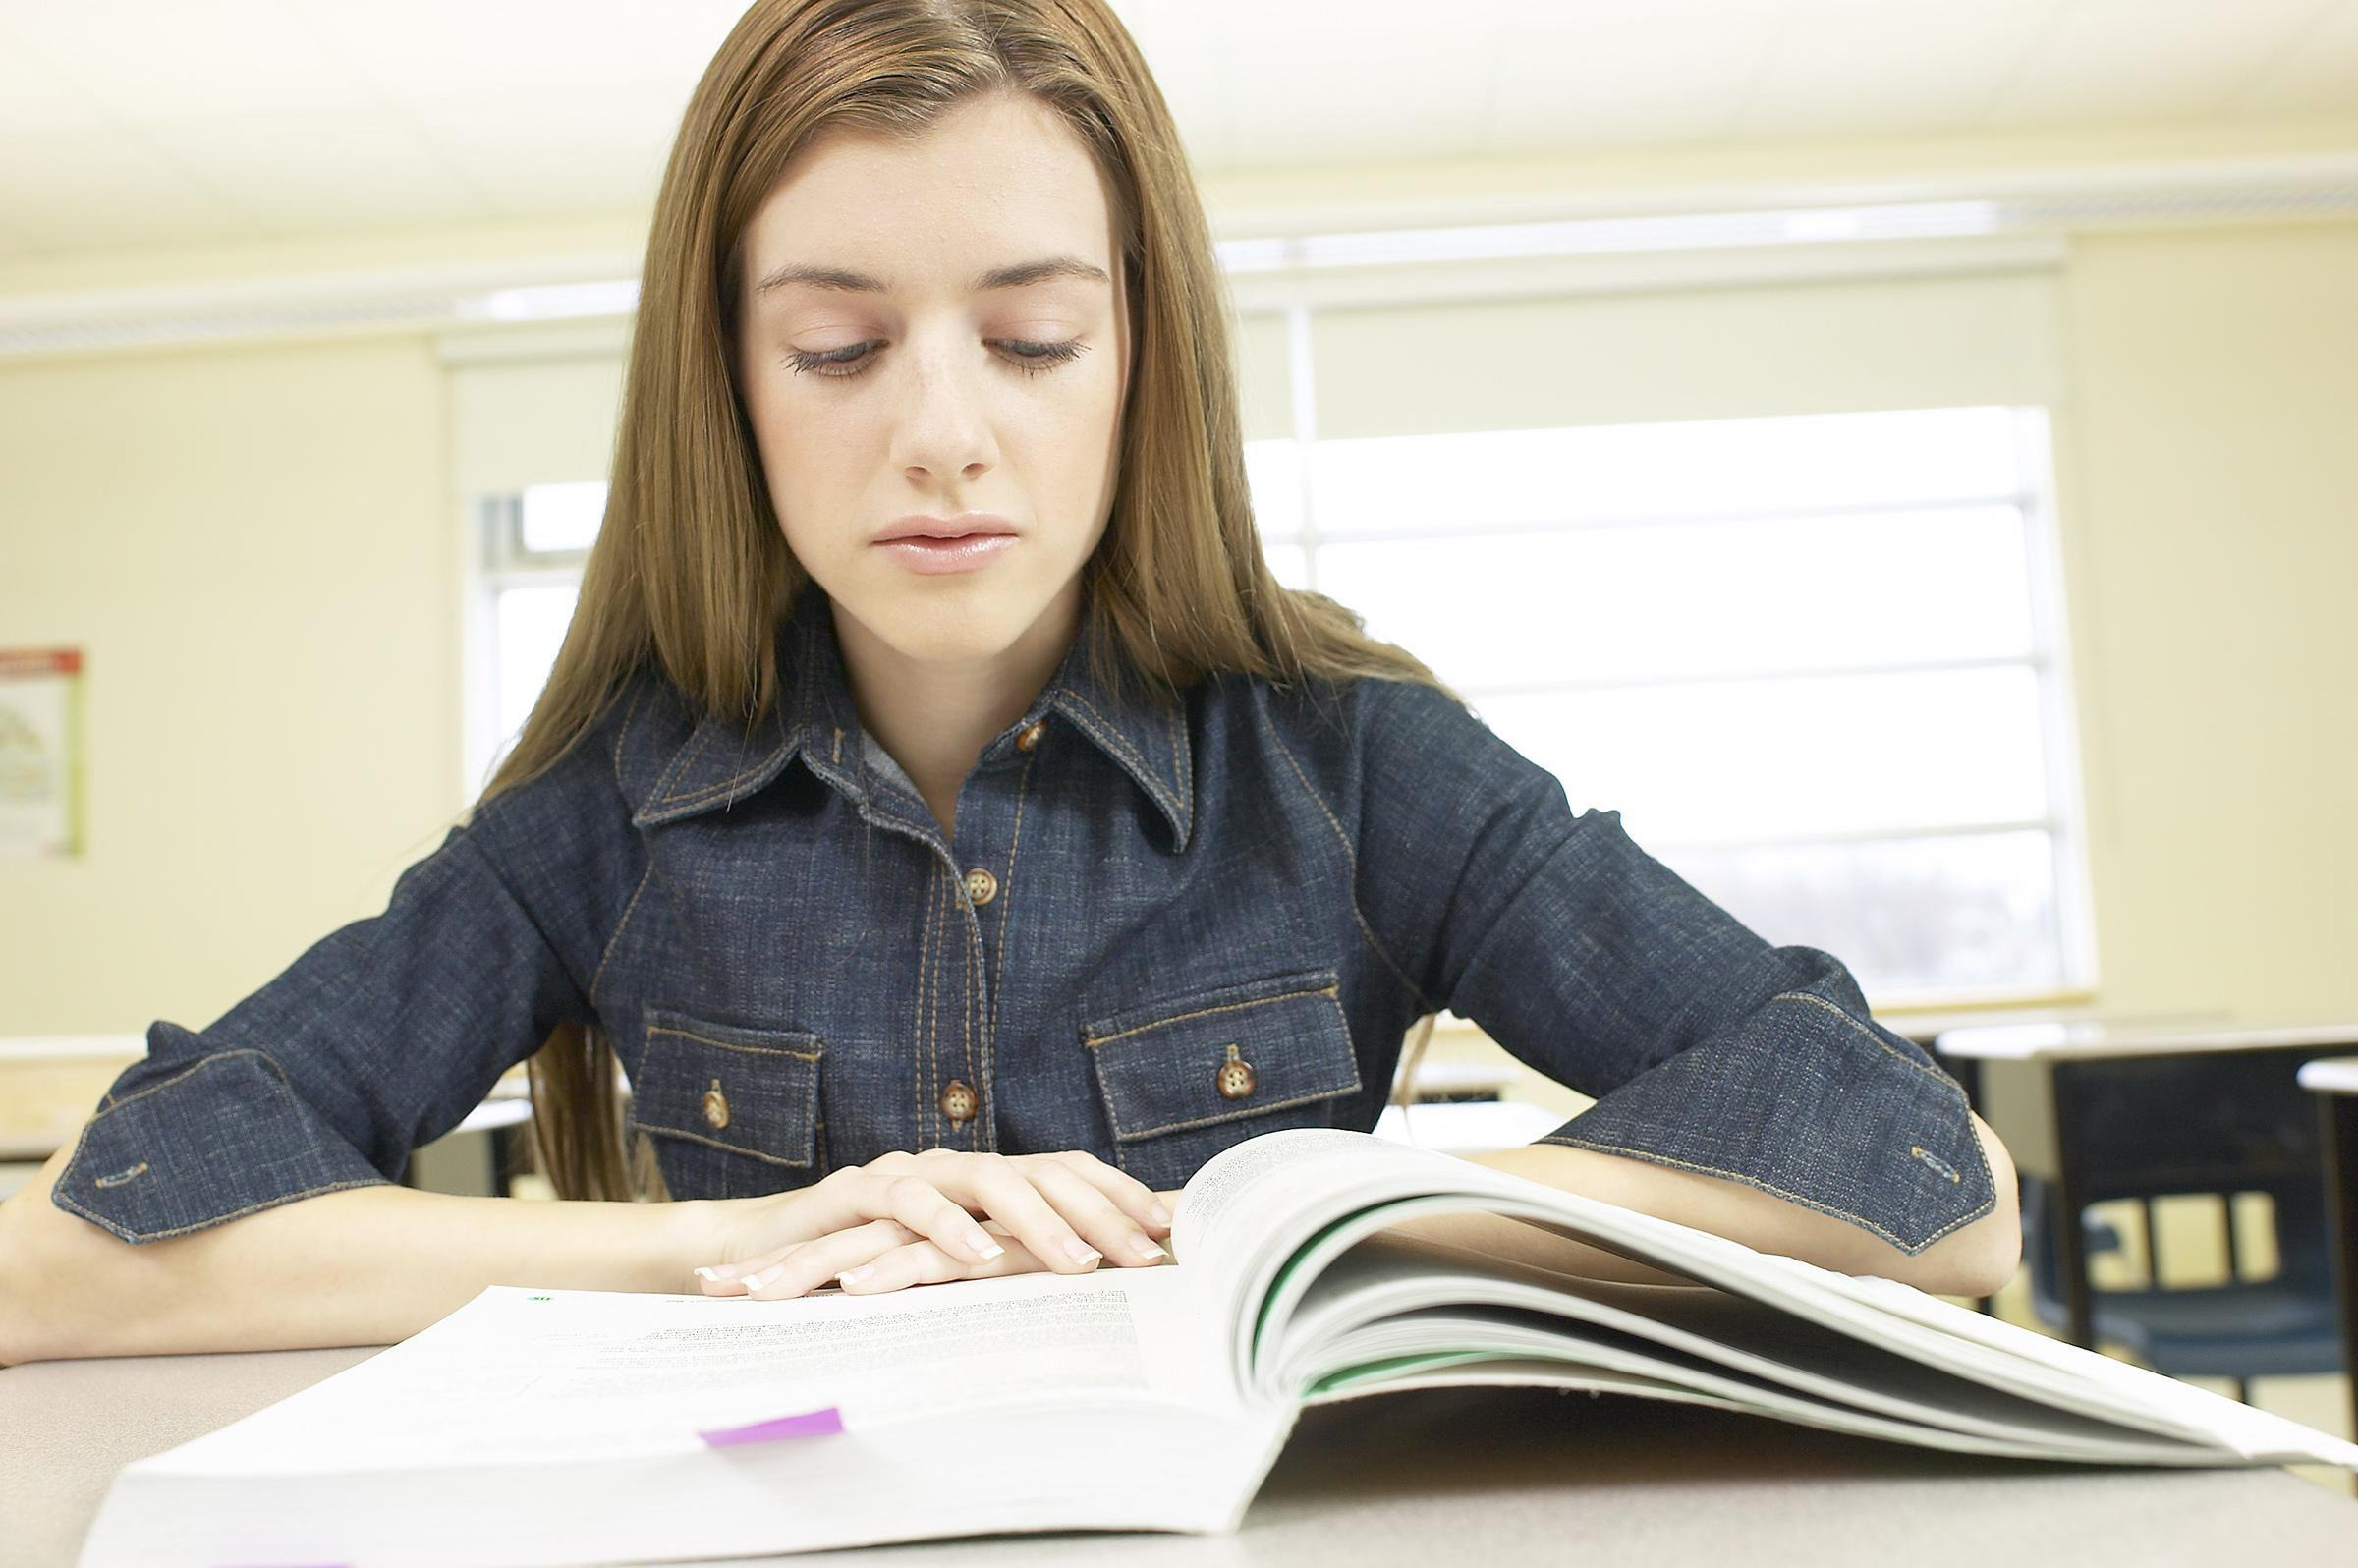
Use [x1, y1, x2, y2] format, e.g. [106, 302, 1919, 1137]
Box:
[784, 337, 1090, 379]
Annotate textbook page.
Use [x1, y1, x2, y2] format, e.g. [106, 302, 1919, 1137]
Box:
[1180, 1130, 2358, 1470]
[141, 1265, 1230, 1477]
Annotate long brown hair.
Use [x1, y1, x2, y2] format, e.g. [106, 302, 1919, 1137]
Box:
[480, 0, 1455, 1202]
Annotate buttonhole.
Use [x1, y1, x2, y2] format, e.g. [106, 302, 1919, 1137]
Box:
[1909, 1146, 1960, 1183]
[94, 1161, 150, 1189]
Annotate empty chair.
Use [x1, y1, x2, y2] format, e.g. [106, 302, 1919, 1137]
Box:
[2018, 1046, 2348, 1395]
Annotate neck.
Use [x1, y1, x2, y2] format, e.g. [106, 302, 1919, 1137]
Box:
[832, 585, 1082, 837]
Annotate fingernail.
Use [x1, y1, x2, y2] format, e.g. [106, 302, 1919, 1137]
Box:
[838, 1264, 875, 1287]
[1149, 1203, 1173, 1228]
[1065, 1238, 1102, 1265]
[971, 1231, 1004, 1260]
[741, 1265, 781, 1292]
[1129, 1235, 1167, 1261]
[694, 1266, 720, 1282]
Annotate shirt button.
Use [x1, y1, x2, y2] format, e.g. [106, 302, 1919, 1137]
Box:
[1215, 1044, 1257, 1100]
[1015, 720, 1046, 753]
[702, 1080, 731, 1130]
[963, 867, 999, 906]
[939, 1079, 979, 1126]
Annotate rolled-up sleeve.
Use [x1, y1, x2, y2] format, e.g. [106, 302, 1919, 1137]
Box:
[1354, 679, 1994, 1259]
[52, 705, 644, 1244]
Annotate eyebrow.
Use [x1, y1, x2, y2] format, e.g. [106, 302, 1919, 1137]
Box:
[754, 255, 1110, 297]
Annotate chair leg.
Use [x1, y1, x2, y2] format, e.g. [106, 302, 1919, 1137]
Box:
[2230, 1375, 2249, 1406]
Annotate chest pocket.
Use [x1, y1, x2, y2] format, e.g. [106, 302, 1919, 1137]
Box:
[1080, 968, 1363, 1194]
[631, 1008, 824, 1200]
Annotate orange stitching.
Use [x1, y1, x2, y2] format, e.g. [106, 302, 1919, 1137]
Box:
[1104, 986, 1363, 1140]
[56, 1051, 397, 1241]
[1083, 984, 1340, 1047]
[1255, 700, 1434, 1011]
[649, 718, 715, 807]
[53, 1177, 390, 1243]
[1057, 690, 1150, 768]
[1168, 703, 1190, 835]
[930, 868, 948, 1148]
[611, 679, 648, 779]
[960, 872, 979, 1141]
[1534, 1133, 1992, 1255]
[590, 858, 656, 1009]
[636, 1121, 814, 1168]
[914, 864, 937, 1148]
[1119, 1082, 1360, 1141]
[1093, 1050, 1130, 1141]
[1059, 695, 1184, 827]
[1771, 992, 1967, 1092]
[77, 1047, 286, 1123]
[989, 751, 1036, 1049]
[652, 737, 788, 812]
[645, 1023, 821, 1061]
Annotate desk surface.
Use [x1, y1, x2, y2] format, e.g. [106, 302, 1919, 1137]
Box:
[2299, 1056, 2358, 1095]
[6, 1346, 2355, 1568]
[1935, 1017, 2358, 1062]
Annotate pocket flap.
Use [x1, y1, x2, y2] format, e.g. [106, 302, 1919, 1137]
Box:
[634, 1009, 822, 1168]
[1082, 969, 1361, 1144]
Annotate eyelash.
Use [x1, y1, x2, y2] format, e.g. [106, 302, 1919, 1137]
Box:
[783, 338, 1089, 380]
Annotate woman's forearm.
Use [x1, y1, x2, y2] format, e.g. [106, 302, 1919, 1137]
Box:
[0, 1144, 717, 1366]
[1448, 1110, 2022, 1297]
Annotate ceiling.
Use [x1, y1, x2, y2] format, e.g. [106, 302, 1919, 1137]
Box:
[0, 0, 2352, 260]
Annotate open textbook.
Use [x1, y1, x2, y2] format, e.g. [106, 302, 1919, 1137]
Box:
[81, 1127, 2358, 1567]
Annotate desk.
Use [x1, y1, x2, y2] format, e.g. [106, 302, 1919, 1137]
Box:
[1936, 1018, 2358, 1354]
[2298, 1055, 2358, 1449]
[6, 1347, 2355, 1568]
[1372, 1099, 1563, 1152]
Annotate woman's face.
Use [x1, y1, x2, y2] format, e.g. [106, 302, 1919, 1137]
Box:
[731, 91, 1133, 671]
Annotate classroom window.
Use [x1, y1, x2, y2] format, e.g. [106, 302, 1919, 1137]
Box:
[467, 488, 589, 791]
[1248, 404, 2089, 1005]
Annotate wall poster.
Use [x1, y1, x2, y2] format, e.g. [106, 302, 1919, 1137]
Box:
[0, 647, 84, 859]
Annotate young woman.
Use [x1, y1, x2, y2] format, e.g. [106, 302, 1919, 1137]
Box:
[0, 0, 2017, 1363]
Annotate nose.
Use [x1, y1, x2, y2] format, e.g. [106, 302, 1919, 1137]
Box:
[889, 325, 998, 486]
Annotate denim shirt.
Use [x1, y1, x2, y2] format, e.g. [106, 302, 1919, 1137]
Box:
[54, 589, 1994, 1258]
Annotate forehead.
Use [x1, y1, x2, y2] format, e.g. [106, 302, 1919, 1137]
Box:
[744, 92, 1115, 292]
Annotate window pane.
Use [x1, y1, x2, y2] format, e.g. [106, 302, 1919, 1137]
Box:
[1475, 665, 2049, 845]
[1263, 542, 1312, 590]
[1320, 505, 2033, 688]
[1244, 438, 1304, 541]
[521, 481, 608, 553]
[1310, 407, 2022, 537]
[1658, 831, 2065, 1000]
[495, 585, 578, 746]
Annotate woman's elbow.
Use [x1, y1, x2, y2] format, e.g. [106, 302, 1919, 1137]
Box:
[1906, 1110, 2023, 1298]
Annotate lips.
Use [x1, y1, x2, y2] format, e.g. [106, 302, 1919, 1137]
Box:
[874, 513, 1017, 544]
[874, 532, 1017, 577]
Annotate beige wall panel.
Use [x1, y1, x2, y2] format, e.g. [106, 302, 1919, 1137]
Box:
[0, 338, 459, 1037]
[1233, 310, 1292, 443]
[449, 355, 626, 494]
[1311, 272, 2063, 439]
[2055, 221, 2358, 1016]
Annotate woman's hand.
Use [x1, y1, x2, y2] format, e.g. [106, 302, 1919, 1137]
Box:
[692, 1148, 1180, 1301]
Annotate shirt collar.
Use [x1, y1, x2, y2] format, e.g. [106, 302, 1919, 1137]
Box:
[633, 589, 1195, 850]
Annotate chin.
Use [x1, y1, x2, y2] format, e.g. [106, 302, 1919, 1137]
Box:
[858, 592, 1039, 667]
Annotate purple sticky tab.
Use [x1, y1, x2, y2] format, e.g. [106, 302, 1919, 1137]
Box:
[698, 1406, 846, 1447]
